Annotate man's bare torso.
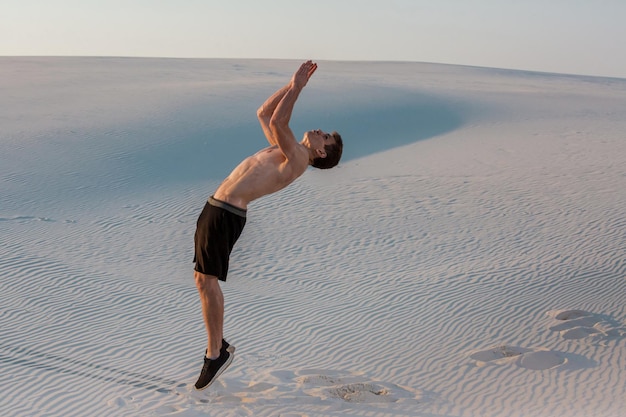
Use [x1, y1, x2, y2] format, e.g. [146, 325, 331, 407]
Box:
[213, 144, 309, 210]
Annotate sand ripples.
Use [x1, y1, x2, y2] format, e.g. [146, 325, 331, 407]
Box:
[2, 59, 625, 417]
[220, 157, 625, 416]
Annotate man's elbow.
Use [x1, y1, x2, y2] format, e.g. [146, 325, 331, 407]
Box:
[257, 109, 273, 128]
[269, 116, 287, 131]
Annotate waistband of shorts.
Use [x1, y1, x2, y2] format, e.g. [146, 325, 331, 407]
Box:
[208, 196, 247, 218]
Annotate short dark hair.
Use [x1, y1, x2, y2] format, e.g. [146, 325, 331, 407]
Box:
[312, 131, 343, 169]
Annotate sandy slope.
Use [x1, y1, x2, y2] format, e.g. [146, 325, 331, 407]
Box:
[1, 58, 625, 417]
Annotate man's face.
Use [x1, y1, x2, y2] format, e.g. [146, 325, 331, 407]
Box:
[306, 129, 334, 149]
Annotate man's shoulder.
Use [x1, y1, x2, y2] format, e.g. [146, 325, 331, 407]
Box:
[285, 143, 310, 168]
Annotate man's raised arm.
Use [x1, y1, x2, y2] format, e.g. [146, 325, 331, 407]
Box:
[257, 84, 290, 146]
[269, 61, 317, 159]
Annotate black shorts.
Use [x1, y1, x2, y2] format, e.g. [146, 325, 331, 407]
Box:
[193, 196, 247, 281]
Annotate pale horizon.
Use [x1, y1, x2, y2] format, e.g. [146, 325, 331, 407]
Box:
[3, 0, 626, 79]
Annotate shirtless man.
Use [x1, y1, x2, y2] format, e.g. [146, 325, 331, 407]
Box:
[193, 60, 343, 390]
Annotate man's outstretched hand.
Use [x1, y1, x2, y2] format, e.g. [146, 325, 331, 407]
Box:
[291, 60, 317, 90]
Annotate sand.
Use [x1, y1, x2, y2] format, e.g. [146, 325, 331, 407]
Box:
[1, 57, 625, 417]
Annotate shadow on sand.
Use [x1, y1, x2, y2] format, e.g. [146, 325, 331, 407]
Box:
[136, 88, 466, 184]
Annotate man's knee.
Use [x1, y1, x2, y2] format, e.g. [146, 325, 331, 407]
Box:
[194, 271, 219, 292]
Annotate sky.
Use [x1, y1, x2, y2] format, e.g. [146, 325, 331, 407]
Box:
[2, 0, 626, 78]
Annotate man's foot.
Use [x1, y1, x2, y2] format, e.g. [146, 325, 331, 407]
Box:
[194, 339, 235, 390]
[221, 339, 235, 354]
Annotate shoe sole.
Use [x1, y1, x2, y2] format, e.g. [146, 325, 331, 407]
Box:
[194, 350, 235, 391]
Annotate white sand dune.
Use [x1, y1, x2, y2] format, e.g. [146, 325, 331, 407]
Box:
[1, 58, 625, 417]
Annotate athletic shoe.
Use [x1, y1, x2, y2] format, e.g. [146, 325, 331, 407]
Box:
[194, 339, 235, 390]
[221, 339, 235, 354]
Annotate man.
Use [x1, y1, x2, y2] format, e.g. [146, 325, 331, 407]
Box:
[193, 60, 343, 390]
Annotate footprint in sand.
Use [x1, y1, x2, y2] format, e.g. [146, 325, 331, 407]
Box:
[469, 345, 566, 371]
[208, 369, 422, 407]
[517, 351, 567, 371]
[547, 310, 626, 343]
[469, 345, 531, 365]
[0, 215, 57, 223]
[296, 371, 402, 404]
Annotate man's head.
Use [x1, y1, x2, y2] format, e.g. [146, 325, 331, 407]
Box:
[306, 130, 343, 169]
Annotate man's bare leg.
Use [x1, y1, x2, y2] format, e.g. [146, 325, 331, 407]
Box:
[194, 271, 223, 358]
[193, 270, 235, 390]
